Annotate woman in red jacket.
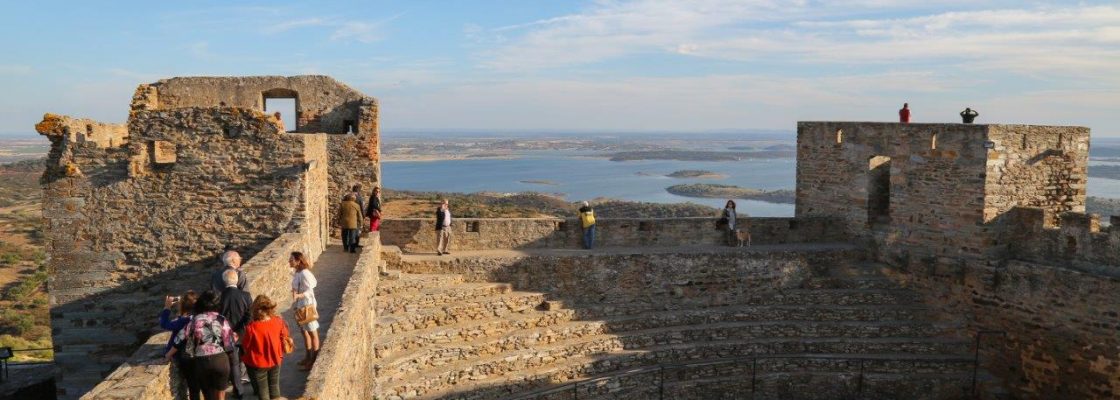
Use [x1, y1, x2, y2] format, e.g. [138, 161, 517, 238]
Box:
[240, 295, 290, 399]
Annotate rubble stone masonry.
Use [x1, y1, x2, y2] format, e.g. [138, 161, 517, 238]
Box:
[38, 107, 330, 397]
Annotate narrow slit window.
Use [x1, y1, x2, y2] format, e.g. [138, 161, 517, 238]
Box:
[836, 129, 843, 144]
[931, 133, 938, 150]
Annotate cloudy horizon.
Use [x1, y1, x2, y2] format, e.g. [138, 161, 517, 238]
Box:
[1, 1, 1118, 135]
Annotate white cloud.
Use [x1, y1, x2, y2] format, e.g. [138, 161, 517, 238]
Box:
[330, 21, 384, 43]
[262, 17, 327, 34]
[479, 1, 1120, 83]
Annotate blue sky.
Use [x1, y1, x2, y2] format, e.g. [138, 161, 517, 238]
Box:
[1, 0, 1118, 135]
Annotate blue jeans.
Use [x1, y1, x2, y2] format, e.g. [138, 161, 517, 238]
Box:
[582, 225, 595, 249]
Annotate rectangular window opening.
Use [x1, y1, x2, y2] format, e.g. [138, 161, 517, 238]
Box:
[264, 98, 296, 132]
[466, 221, 480, 233]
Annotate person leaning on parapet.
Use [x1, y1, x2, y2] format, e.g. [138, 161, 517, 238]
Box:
[211, 250, 249, 293]
[160, 290, 199, 400]
[219, 269, 252, 399]
[578, 201, 596, 250]
[367, 186, 383, 232]
[720, 200, 738, 247]
[339, 193, 363, 253]
[960, 107, 979, 124]
[435, 199, 453, 255]
[348, 184, 366, 248]
[899, 103, 911, 123]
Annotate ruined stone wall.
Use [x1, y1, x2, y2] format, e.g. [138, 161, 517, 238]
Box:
[1004, 207, 1120, 275]
[132, 75, 382, 232]
[797, 122, 1087, 261]
[380, 217, 846, 253]
[38, 108, 328, 397]
[883, 259, 1120, 399]
[984, 125, 1089, 228]
[796, 122, 990, 259]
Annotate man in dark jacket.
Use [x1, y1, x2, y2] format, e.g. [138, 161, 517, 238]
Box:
[210, 250, 249, 293]
[435, 199, 452, 255]
[219, 269, 252, 398]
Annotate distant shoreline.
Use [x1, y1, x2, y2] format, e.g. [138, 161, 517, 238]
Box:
[382, 154, 520, 162]
[667, 183, 795, 204]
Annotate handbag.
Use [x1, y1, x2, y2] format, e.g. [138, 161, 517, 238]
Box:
[295, 305, 319, 325]
[280, 324, 295, 354]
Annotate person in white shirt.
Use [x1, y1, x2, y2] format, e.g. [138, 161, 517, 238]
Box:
[435, 199, 452, 255]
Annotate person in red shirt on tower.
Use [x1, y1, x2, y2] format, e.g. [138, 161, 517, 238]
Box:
[899, 103, 911, 123]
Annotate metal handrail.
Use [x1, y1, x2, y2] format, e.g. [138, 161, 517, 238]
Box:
[508, 331, 1007, 400]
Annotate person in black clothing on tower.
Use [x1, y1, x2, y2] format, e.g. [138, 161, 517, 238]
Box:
[960, 107, 979, 124]
[366, 186, 383, 232]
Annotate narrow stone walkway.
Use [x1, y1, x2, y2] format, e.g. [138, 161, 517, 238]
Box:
[397, 242, 856, 262]
[274, 244, 360, 398]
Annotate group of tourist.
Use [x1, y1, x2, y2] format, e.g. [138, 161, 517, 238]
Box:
[898, 103, 980, 124]
[338, 184, 383, 253]
[160, 250, 319, 400]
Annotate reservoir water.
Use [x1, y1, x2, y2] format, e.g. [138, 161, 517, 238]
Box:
[382, 153, 1120, 217]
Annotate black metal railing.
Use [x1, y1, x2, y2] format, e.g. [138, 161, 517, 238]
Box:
[0, 347, 53, 382]
[508, 330, 1006, 400]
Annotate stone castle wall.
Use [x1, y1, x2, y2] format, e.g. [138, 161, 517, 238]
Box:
[884, 257, 1120, 399]
[37, 107, 330, 397]
[796, 122, 1088, 261]
[132, 75, 382, 233]
[379, 216, 846, 252]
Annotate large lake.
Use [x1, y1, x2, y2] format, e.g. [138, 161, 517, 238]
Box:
[382, 153, 1120, 217]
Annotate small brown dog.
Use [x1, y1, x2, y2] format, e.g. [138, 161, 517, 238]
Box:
[735, 229, 751, 247]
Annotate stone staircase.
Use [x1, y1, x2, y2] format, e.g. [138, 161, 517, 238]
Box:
[372, 259, 993, 400]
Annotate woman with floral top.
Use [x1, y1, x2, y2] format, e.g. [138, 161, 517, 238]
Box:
[167, 290, 236, 400]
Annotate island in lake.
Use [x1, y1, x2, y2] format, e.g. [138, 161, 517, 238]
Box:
[666, 170, 726, 179]
[609, 150, 794, 162]
[520, 179, 559, 186]
[666, 183, 795, 204]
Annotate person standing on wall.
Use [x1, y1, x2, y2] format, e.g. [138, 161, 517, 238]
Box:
[578, 201, 596, 250]
[960, 107, 979, 124]
[899, 103, 911, 123]
[273, 112, 285, 132]
[720, 200, 738, 247]
[339, 194, 362, 253]
[348, 184, 366, 248]
[435, 199, 452, 255]
[366, 186, 383, 232]
[218, 270, 252, 399]
[166, 290, 236, 400]
[241, 295, 290, 400]
[290, 252, 319, 370]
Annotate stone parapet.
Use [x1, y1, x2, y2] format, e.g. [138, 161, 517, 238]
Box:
[380, 216, 845, 253]
[1005, 207, 1120, 274]
[303, 236, 383, 399]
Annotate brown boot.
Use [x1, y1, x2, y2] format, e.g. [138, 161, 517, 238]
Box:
[300, 350, 318, 371]
[298, 349, 312, 366]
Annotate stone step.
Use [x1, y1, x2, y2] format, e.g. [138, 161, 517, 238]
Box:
[379, 319, 964, 378]
[374, 308, 577, 360]
[380, 337, 974, 399]
[377, 273, 465, 296]
[402, 352, 975, 400]
[571, 289, 923, 317]
[375, 291, 548, 335]
[584, 304, 936, 326]
[802, 276, 899, 290]
[377, 282, 514, 314]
